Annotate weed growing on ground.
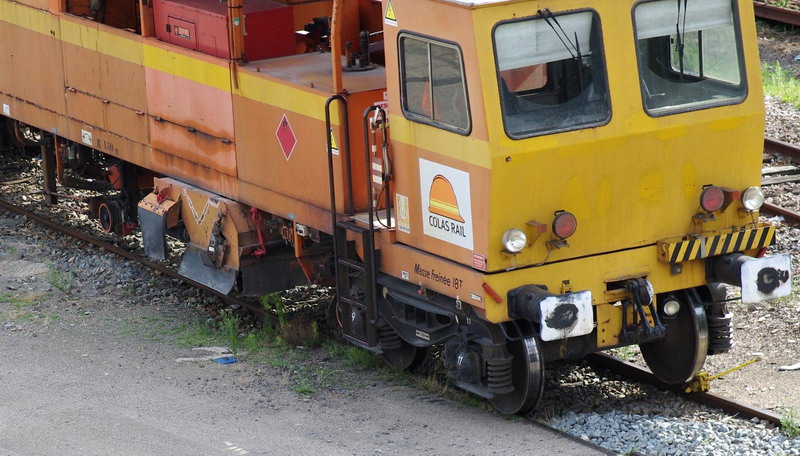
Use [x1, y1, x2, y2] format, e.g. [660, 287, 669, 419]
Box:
[219, 310, 241, 357]
[343, 346, 384, 370]
[45, 265, 76, 294]
[781, 406, 800, 438]
[762, 61, 800, 108]
[293, 382, 315, 395]
[176, 317, 226, 348]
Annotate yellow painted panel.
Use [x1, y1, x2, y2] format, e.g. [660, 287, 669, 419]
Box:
[0, 2, 59, 36]
[142, 44, 231, 92]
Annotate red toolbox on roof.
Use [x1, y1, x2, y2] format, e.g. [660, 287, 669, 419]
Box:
[153, 0, 294, 60]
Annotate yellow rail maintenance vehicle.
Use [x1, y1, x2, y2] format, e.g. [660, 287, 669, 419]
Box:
[0, 0, 791, 414]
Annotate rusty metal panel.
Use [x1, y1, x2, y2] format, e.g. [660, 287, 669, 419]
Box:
[103, 103, 149, 145]
[60, 18, 103, 97]
[150, 117, 237, 176]
[0, 7, 67, 119]
[64, 89, 106, 130]
[144, 42, 236, 176]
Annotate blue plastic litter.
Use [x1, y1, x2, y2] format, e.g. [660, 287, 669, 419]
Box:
[214, 356, 237, 364]
[795, 55, 800, 61]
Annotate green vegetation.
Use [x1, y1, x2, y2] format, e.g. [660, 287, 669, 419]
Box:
[0, 293, 48, 321]
[261, 293, 320, 348]
[610, 345, 639, 361]
[781, 406, 800, 438]
[176, 317, 226, 348]
[219, 310, 241, 358]
[762, 61, 800, 108]
[45, 265, 76, 294]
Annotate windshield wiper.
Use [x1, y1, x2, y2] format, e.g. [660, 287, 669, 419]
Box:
[538, 9, 580, 60]
[675, 0, 688, 78]
[538, 8, 584, 88]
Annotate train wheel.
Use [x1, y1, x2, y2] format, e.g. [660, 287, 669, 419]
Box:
[490, 336, 545, 415]
[639, 289, 709, 385]
[382, 341, 431, 372]
[97, 201, 120, 233]
[378, 324, 430, 372]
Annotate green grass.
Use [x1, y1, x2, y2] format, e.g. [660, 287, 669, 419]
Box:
[293, 382, 315, 395]
[45, 265, 76, 295]
[219, 310, 241, 358]
[781, 406, 800, 438]
[176, 317, 227, 348]
[762, 61, 800, 108]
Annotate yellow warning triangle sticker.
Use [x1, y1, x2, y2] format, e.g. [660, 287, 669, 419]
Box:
[329, 128, 339, 155]
[385, 0, 397, 25]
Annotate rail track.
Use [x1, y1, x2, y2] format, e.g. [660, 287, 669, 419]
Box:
[0, 166, 789, 440]
[763, 136, 800, 223]
[0, 193, 268, 323]
[754, 1, 800, 26]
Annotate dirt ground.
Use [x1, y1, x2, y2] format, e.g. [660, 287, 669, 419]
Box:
[0, 210, 602, 455]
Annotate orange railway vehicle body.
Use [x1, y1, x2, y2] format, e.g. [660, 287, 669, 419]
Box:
[0, 0, 792, 415]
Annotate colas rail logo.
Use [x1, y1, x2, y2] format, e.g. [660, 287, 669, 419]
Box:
[419, 159, 473, 250]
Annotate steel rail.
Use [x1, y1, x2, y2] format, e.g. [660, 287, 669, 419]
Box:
[0, 196, 616, 455]
[762, 137, 800, 223]
[0, 196, 267, 322]
[587, 353, 783, 426]
[765, 137, 800, 162]
[754, 2, 800, 26]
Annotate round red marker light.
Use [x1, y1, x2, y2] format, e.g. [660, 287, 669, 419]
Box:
[552, 211, 577, 240]
[700, 186, 725, 212]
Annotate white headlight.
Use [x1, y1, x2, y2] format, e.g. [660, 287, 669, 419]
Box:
[741, 187, 765, 211]
[502, 229, 527, 253]
[662, 299, 681, 316]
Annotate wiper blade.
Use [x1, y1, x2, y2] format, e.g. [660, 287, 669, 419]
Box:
[538, 8, 579, 60]
[675, 0, 688, 76]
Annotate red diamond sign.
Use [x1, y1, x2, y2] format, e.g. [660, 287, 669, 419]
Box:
[275, 114, 297, 160]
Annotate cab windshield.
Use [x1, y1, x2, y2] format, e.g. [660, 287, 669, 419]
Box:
[493, 10, 611, 139]
[633, 0, 747, 115]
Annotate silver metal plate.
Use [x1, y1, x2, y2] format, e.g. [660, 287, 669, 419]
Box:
[741, 253, 792, 303]
[539, 290, 593, 342]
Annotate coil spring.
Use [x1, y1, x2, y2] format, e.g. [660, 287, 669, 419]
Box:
[486, 357, 514, 394]
[378, 325, 402, 351]
[707, 311, 733, 355]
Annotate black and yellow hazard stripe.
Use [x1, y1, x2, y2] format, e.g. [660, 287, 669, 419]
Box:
[658, 225, 775, 264]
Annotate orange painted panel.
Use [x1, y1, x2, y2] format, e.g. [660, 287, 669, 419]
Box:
[0, 23, 66, 117]
[143, 53, 234, 137]
[234, 96, 332, 210]
[13, 0, 49, 11]
[60, 18, 148, 112]
[150, 147, 334, 233]
[144, 54, 236, 176]
[99, 54, 148, 112]
[0, 94, 65, 139]
[65, 89, 106, 129]
[104, 102, 150, 145]
[61, 20, 103, 96]
[150, 118, 237, 176]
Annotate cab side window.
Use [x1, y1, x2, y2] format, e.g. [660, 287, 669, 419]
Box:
[399, 34, 470, 134]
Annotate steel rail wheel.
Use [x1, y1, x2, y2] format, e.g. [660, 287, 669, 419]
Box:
[97, 201, 119, 233]
[377, 323, 431, 372]
[381, 341, 431, 372]
[640, 289, 709, 385]
[490, 336, 545, 415]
